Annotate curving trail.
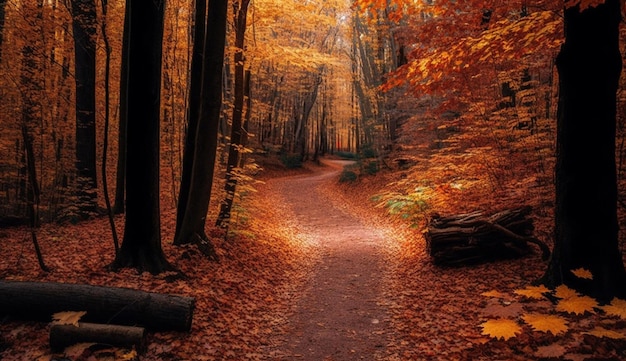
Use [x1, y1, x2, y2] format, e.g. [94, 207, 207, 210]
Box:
[268, 160, 390, 360]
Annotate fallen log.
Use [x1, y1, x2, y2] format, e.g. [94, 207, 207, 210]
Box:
[50, 323, 146, 353]
[425, 206, 550, 266]
[0, 281, 195, 331]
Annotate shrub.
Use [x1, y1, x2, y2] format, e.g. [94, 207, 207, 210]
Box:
[339, 170, 358, 183]
[280, 153, 303, 168]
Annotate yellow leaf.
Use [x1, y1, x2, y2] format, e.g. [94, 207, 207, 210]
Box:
[554, 285, 578, 300]
[522, 313, 568, 335]
[118, 349, 138, 360]
[481, 290, 506, 298]
[571, 268, 593, 280]
[602, 298, 626, 320]
[51, 311, 87, 326]
[584, 327, 626, 339]
[556, 295, 597, 315]
[480, 318, 521, 341]
[514, 285, 550, 300]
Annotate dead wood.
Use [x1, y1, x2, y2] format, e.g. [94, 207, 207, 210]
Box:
[0, 281, 194, 331]
[425, 206, 550, 266]
[50, 323, 146, 353]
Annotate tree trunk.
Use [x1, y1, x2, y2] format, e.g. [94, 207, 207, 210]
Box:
[111, 0, 171, 274]
[542, 0, 626, 301]
[71, 0, 98, 217]
[0, 281, 194, 332]
[113, 3, 130, 215]
[175, 0, 207, 239]
[50, 323, 146, 353]
[173, 0, 227, 256]
[216, 0, 250, 230]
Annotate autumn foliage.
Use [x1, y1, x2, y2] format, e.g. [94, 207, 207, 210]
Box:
[2, 0, 626, 359]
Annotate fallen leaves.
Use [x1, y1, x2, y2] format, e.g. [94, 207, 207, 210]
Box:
[602, 298, 626, 320]
[556, 295, 598, 315]
[51, 311, 87, 327]
[522, 313, 568, 335]
[584, 327, 626, 340]
[481, 318, 521, 340]
[513, 285, 550, 300]
[571, 268, 593, 280]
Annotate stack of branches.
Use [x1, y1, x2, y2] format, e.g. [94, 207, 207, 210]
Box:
[425, 206, 550, 266]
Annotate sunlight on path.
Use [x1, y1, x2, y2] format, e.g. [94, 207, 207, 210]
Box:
[269, 160, 390, 360]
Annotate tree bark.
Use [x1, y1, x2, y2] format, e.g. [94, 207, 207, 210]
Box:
[111, 0, 171, 274]
[174, 0, 227, 255]
[0, 281, 194, 332]
[175, 0, 207, 239]
[50, 323, 146, 353]
[113, 2, 130, 215]
[216, 0, 250, 230]
[71, 0, 98, 217]
[542, 0, 626, 301]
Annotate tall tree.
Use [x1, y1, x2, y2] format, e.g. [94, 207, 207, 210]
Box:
[70, 0, 98, 217]
[113, 3, 130, 215]
[173, 0, 227, 257]
[20, 0, 48, 272]
[111, 0, 171, 274]
[542, 0, 626, 301]
[215, 0, 251, 230]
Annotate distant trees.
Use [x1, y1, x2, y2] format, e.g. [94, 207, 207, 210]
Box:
[542, 0, 626, 301]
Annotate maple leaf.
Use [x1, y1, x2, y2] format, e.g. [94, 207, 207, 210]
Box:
[522, 313, 568, 335]
[514, 285, 550, 300]
[535, 344, 567, 358]
[481, 290, 507, 298]
[51, 311, 86, 326]
[571, 268, 593, 280]
[601, 298, 626, 319]
[584, 327, 626, 339]
[556, 295, 597, 315]
[480, 318, 521, 341]
[554, 285, 579, 300]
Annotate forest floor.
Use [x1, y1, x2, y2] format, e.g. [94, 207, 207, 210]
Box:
[1, 158, 626, 360]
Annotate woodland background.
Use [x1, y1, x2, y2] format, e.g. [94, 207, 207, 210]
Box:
[1, 0, 626, 359]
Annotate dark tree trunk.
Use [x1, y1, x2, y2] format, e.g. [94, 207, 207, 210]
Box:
[216, 0, 250, 230]
[542, 0, 626, 301]
[111, 0, 171, 274]
[0, 0, 7, 63]
[175, 0, 207, 241]
[71, 0, 98, 216]
[0, 281, 194, 332]
[174, 0, 227, 255]
[20, 9, 48, 271]
[113, 3, 130, 215]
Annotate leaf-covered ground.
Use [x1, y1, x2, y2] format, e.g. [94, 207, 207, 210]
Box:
[1, 156, 626, 360]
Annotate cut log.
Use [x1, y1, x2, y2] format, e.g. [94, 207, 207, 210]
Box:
[0, 281, 195, 331]
[50, 323, 146, 353]
[425, 206, 550, 266]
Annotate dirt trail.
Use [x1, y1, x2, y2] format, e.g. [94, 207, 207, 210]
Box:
[268, 160, 390, 360]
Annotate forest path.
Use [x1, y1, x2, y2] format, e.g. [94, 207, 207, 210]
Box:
[268, 159, 391, 360]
